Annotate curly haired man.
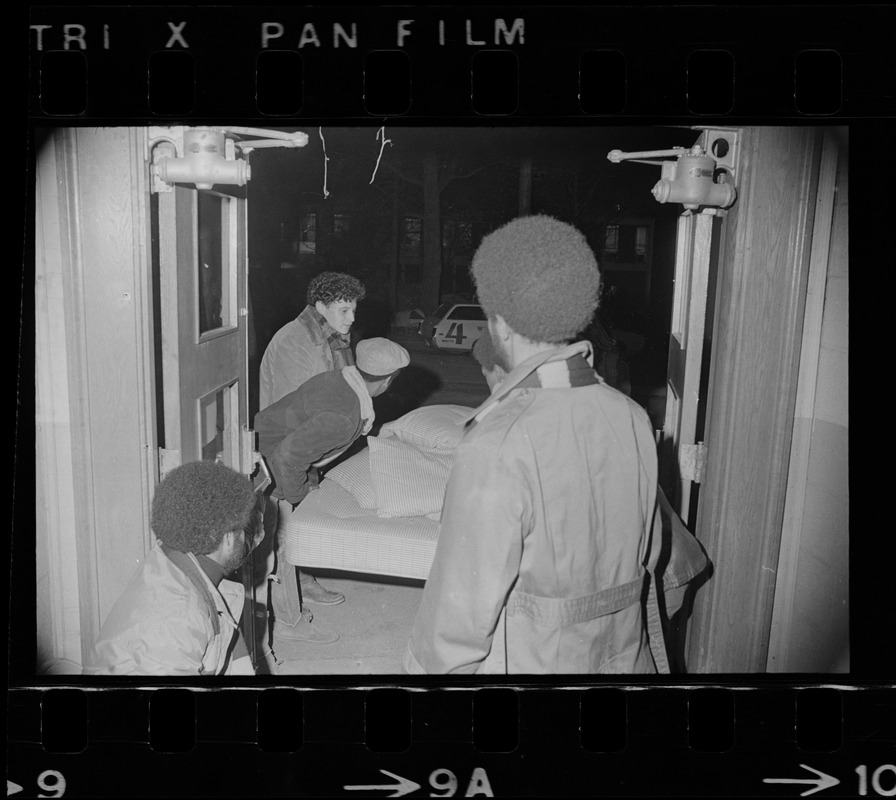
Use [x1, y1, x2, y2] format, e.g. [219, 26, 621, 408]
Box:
[83, 461, 263, 676]
[256, 271, 367, 636]
[259, 271, 366, 410]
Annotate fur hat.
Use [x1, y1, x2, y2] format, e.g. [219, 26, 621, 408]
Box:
[151, 461, 256, 555]
[471, 215, 601, 344]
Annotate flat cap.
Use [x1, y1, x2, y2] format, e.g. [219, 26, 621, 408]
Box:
[356, 338, 410, 376]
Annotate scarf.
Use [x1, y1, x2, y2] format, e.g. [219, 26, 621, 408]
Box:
[308, 306, 354, 366]
[339, 366, 374, 435]
[465, 340, 599, 428]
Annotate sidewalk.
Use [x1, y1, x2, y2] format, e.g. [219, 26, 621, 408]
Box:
[262, 572, 425, 675]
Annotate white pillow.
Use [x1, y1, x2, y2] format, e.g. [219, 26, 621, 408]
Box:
[378, 404, 471, 452]
[367, 436, 454, 518]
[323, 448, 377, 510]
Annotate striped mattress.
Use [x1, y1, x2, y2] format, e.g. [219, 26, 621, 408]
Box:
[281, 477, 440, 581]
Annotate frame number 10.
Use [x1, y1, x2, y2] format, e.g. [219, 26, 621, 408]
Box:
[857, 765, 896, 797]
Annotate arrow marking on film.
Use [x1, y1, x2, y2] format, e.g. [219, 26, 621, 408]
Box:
[763, 764, 841, 797]
[7, 782, 23, 797]
[344, 770, 421, 797]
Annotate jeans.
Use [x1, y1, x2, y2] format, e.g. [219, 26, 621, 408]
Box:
[262, 496, 304, 627]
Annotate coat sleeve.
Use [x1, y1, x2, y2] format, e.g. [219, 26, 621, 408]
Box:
[269, 412, 356, 506]
[405, 441, 527, 674]
[263, 332, 320, 408]
[84, 605, 211, 677]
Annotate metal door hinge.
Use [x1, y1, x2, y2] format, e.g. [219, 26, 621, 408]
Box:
[679, 441, 707, 484]
[241, 424, 257, 476]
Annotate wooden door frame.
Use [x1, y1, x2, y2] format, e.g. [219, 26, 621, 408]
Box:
[688, 127, 823, 672]
[767, 128, 846, 671]
[36, 127, 158, 669]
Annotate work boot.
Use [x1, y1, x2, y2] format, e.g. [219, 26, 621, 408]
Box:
[273, 610, 338, 644]
[299, 571, 345, 606]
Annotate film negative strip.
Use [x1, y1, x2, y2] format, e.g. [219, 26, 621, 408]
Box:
[18, 3, 894, 798]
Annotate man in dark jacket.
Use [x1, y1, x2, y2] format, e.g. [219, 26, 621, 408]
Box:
[257, 271, 366, 610]
[255, 337, 409, 645]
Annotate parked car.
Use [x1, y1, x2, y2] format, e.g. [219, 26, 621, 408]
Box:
[420, 303, 488, 352]
[393, 307, 426, 331]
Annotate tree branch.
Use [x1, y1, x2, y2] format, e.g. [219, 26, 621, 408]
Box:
[438, 160, 504, 192]
[379, 159, 423, 188]
[368, 181, 423, 217]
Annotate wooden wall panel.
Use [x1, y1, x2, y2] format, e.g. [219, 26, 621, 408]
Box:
[688, 127, 822, 673]
[55, 128, 157, 654]
[768, 129, 849, 672]
[35, 131, 84, 672]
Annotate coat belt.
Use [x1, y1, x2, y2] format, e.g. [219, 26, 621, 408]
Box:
[506, 575, 645, 627]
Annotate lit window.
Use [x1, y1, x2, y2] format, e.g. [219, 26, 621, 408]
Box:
[300, 213, 316, 255]
[635, 225, 648, 260]
[334, 214, 350, 239]
[605, 225, 619, 253]
[402, 217, 422, 257]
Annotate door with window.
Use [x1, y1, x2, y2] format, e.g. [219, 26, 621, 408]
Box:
[155, 185, 252, 473]
[153, 174, 261, 662]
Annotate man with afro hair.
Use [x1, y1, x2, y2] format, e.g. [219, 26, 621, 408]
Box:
[258, 270, 366, 611]
[405, 215, 667, 674]
[83, 461, 262, 676]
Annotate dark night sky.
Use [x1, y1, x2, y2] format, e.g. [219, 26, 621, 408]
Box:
[247, 124, 700, 215]
[243, 124, 702, 352]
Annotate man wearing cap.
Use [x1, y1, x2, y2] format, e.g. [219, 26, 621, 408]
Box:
[255, 337, 410, 645]
[257, 271, 366, 611]
[405, 215, 665, 674]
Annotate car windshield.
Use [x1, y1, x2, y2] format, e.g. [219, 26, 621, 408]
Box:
[433, 303, 453, 318]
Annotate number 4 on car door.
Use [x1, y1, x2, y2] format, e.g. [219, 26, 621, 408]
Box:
[445, 322, 466, 344]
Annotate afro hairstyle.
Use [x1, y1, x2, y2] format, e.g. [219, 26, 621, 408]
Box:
[307, 271, 366, 307]
[471, 215, 601, 344]
[151, 461, 256, 555]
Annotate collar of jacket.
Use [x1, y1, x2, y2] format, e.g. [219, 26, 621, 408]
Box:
[339, 366, 374, 435]
[461, 339, 596, 427]
[160, 544, 222, 636]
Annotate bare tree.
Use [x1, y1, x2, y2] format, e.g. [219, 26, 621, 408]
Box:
[380, 146, 505, 311]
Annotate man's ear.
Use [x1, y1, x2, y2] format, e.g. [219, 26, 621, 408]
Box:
[314, 300, 328, 315]
[222, 529, 242, 551]
[490, 314, 511, 343]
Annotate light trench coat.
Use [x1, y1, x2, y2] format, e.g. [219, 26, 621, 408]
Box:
[405, 342, 665, 674]
[83, 541, 254, 677]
